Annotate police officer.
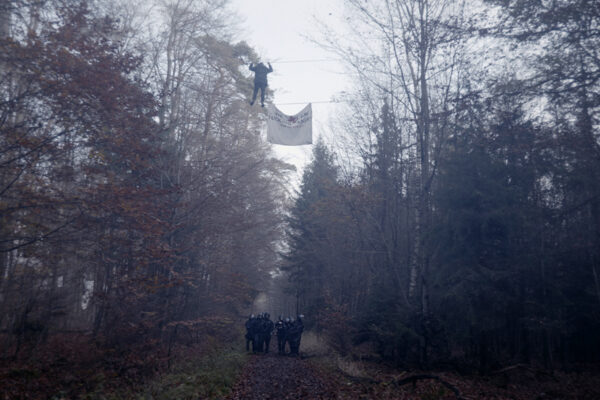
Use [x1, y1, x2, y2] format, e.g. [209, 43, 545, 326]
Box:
[251, 314, 264, 353]
[288, 315, 304, 356]
[294, 314, 304, 354]
[284, 317, 293, 354]
[262, 313, 274, 353]
[275, 316, 286, 354]
[245, 314, 255, 352]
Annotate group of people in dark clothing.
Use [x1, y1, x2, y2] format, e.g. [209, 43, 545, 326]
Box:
[245, 313, 304, 356]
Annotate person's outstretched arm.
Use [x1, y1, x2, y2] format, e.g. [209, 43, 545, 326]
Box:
[267, 62, 273, 73]
[249, 62, 255, 71]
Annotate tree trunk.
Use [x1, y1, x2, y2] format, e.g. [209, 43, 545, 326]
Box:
[0, 1, 10, 38]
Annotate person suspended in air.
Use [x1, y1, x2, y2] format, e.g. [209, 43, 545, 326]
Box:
[249, 61, 273, 107]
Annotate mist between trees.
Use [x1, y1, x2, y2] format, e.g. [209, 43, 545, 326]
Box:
[0, 0, 599, 390]
[0, 0, 292, 376]
[286, 0, 600, 371]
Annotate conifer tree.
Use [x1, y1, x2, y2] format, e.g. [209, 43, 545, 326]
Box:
[284, 140, 339, 317]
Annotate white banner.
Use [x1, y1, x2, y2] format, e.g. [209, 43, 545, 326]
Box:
[267, 103, 312, 146]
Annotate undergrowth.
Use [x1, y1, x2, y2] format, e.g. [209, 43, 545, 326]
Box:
[83, 343, 248, 400]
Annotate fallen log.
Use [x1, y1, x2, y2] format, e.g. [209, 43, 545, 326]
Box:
[491, 364, 558, 382]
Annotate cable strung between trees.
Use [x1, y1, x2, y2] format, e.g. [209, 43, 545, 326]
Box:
[274, 100, 343, 106]
[272, 58, 341, 64]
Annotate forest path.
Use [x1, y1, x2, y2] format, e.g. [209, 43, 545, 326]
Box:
[226, 352, 338, 400]
[224, 353, 600, 400]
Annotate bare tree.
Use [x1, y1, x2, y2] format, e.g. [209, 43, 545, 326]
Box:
[332, 0, 467, 311]
[312, 0, 471, 365]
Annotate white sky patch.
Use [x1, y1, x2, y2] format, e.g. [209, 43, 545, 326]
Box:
[232, 0, 351, 180]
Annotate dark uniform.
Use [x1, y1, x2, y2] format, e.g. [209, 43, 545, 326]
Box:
[275, 317, 286, 354]
[245, 315, 255, 351]
[249, 62, 273, 107]
[262, 314, 274, 353]
[251, 315, 264, 353]
[288, 315, 304, 356]
[284, 317, 293, 354]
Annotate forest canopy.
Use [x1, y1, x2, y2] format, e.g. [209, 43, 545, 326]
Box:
[0, 0, 599, 397]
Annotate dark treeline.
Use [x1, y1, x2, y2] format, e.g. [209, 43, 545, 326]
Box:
[0, 0, 290, 376]
[284, 0, 600, 372]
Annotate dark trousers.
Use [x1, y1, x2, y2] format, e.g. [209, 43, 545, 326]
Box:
[251, 83, 266, 105]
[289, 335, 301, 355]
[245, 332, 252, 351]
[264, 335, 271, 353]
[277, 335, 285, 354]
[252, 333, 263, 353]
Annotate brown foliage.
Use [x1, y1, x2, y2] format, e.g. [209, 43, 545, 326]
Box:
[0, 2, 286, 392]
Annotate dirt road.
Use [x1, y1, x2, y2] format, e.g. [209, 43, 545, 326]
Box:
[227, 353, 337, 400]
[226, 351, 600, 400]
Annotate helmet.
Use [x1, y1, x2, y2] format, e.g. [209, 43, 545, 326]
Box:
[250, 314, 255, 319]
[285, 318, 290, 323]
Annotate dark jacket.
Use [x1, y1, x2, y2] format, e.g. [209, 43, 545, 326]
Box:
[249, 62, 273, 86]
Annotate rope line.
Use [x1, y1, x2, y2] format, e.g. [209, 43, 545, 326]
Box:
[272, 58, 341, 64]
[275, 100, 345, 105]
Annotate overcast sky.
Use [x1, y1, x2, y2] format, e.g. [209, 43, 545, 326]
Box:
[230, 0, 351, 183]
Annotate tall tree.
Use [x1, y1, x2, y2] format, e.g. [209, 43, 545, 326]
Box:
[488, 0, 600, 322]
[285, 140, 339, 317]
[318, 0, 470, 364]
